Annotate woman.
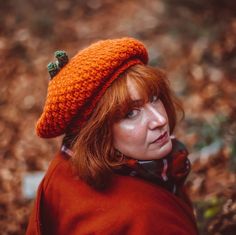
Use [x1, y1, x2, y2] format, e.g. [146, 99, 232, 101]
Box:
[26, 38, 199, 234]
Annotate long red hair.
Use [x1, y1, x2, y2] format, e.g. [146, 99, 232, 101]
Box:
[71, 64, 183, 189]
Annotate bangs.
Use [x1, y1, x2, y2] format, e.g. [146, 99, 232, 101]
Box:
[103, 64, 168, 122]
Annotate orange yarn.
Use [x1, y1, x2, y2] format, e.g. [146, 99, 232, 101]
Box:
[36, 38, 148, 138]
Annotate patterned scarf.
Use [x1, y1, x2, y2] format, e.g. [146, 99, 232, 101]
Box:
[114, 138, 191, 195]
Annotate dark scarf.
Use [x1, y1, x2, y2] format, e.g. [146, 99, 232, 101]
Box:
[114, 138, 191, 195]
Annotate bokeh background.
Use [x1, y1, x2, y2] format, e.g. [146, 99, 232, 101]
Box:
[0, 0, 236, 234]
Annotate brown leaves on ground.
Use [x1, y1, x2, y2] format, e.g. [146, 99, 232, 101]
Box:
[0, 0, 235, 234]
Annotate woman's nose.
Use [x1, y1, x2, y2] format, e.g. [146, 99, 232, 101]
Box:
[146, 105, 167, 129]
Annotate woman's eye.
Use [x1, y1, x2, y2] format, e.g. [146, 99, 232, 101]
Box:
[151, 95, 158, 103]
[126, 109, 139, 119]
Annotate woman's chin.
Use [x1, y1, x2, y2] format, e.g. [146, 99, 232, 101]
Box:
[152, 138, 173, 160]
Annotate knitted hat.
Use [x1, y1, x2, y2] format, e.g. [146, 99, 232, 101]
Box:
[36, 37, 148, 138]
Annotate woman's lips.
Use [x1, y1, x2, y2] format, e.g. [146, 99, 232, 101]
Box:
[151, 131, 169, 145]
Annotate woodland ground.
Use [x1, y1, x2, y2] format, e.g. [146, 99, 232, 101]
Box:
[0, 0, 235, 234]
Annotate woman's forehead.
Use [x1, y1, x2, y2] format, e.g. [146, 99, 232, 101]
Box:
[126, 76, 159, 101]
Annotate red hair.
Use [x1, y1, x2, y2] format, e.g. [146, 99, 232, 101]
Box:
[71, 64, 183, 189]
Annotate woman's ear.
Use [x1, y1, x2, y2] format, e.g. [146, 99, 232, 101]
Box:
[109, 148, 127, 165]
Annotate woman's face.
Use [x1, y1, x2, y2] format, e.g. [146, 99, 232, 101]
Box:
[112, 78, 172, 160]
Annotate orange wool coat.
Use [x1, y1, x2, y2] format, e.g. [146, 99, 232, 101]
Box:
[26, 153, 198, 235]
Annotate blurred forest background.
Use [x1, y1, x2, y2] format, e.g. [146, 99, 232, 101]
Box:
[0, 0, 235, 234]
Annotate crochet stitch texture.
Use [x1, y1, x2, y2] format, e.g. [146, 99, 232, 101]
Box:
[36, 37, 148, 138]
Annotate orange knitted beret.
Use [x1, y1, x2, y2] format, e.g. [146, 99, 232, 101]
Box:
[36, 37, 148, 138]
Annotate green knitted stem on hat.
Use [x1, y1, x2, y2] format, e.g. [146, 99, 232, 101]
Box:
[55, 50, 69, 68]
[47, 62, 60, 79]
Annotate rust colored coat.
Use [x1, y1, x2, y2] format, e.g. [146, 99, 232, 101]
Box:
[26, 153, 198, 235]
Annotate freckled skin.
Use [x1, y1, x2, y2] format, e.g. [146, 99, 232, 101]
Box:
[112, 78, 173, 160]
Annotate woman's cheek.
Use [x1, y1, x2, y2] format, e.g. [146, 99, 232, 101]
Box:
[113, 121, 142, 145]
[118, 121, 137, 131]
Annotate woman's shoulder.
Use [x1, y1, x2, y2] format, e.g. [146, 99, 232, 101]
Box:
[28, 152, 198, 235]
[44, 152, 195, 216]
